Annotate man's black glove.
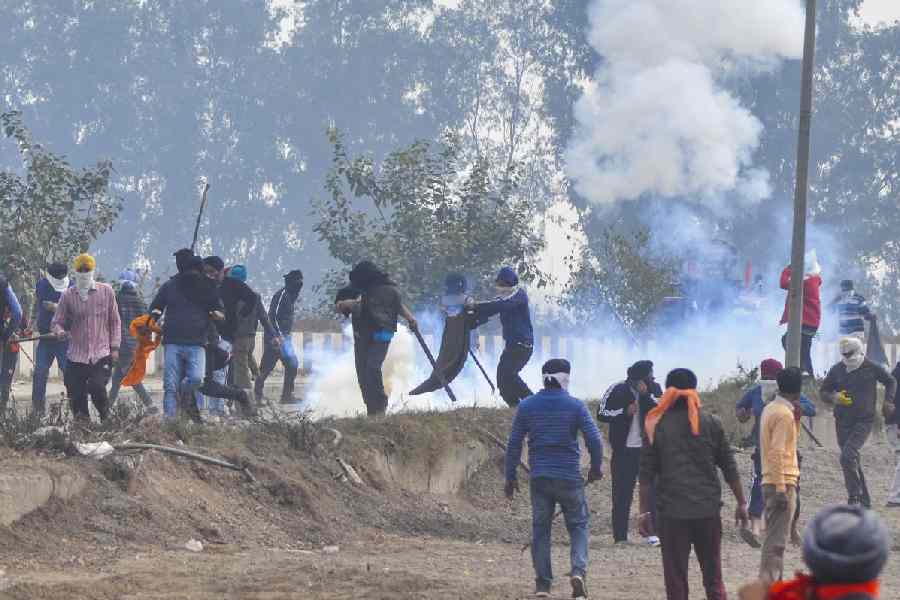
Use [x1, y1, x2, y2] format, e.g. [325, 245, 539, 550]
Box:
[774, 491, 789, 511]
[504, 479, 519, 500]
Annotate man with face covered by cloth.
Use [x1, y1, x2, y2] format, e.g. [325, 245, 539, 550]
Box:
[255, 269, 304, 404]
[469, 266, 534, 408]
[51, 253, 121, 422]
[820, 336, 896, 507]
[597, 360, 662, 546]
[31, 262, 71, 416]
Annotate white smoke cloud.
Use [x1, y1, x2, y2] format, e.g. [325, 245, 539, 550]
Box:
[565, 0, 805, 206]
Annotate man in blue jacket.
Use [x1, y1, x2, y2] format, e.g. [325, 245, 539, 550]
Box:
[505, 358, 604, 599]
[473, 266, 534, 407]
[30, 262, 70, 416]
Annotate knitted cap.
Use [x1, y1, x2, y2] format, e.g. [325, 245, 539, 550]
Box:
[496, 266, 518, 287]
[542, 358, 571, 375]
[803, 505, 888, 584]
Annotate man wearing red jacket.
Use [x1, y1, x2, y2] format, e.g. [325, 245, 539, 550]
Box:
[779, 253, 822, 377]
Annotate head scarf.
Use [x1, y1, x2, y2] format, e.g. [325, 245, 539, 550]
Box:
[72, 254, 96, 300]
[760, 358, 783, 381]
[644, 369, 701, 444]
[805, 249, 821, 279]
[73, 253, 96, 272]
[839, 336, 865, 372]
[542, 358, 571, 391]
[228, 265, 247, 282]
[46, 266, 70, 293]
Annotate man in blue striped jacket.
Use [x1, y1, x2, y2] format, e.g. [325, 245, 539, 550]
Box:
[831, 280, 873, 340]
[505, 359, 604, 599]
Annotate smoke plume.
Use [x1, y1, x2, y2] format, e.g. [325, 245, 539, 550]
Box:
[565, 0, 805, 206]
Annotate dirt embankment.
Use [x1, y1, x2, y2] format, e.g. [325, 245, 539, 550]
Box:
[0, 407, 898, 600]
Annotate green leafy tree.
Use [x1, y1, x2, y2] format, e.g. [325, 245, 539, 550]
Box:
[313, 129, 547, 310]
[562, 226, 678, 333]
[0, 111, 122, 301]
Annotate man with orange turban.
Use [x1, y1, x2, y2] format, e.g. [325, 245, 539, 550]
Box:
[638, 368, 749, 600]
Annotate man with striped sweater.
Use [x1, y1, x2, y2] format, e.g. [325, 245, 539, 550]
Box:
[831, 280, 873, 340]
[505, 359, 604, 600]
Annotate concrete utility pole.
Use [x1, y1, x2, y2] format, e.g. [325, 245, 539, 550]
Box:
[786, 0, 818, 370]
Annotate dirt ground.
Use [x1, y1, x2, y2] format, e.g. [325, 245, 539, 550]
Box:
[0, 409, 898, 600]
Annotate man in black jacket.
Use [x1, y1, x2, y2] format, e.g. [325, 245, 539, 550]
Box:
[149, 250, 223, 419]
[598, 360, 661, 545]
[639, 368, 748, 600]
[255, 270, 303, 404]
[820, 336, 896, 507]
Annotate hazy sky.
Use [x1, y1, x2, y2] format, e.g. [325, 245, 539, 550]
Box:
[860, 0, 900, 25]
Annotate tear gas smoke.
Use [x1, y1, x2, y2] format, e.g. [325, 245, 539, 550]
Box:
[565, 0, 805, 206]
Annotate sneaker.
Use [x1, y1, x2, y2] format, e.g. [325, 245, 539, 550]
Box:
[570, 574, 588, 599]
[646, 536, 661, 547]
[535, 581, 551, 597]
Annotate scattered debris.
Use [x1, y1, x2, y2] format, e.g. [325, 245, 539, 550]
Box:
[184, 539, 204, 553]
[335, 457, 364, 485]
[322, 545, 340, 555]
[75, 441, 116, 459]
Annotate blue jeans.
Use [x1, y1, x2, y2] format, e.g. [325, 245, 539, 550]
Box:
[163, 344, 205, 418]
[530, 477, 590, 586]
[31, 338, 69, 415]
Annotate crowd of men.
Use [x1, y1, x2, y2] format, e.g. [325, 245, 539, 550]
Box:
[0, 250, 304, 423]
[0, 256, 898, 599]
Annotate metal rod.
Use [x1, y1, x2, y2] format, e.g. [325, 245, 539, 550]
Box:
[468, 349, 496, 394]
[786, 0, 818, 370]
[190, 181, 211, 253]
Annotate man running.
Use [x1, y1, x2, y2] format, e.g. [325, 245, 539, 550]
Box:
[820, 337, 896, 507]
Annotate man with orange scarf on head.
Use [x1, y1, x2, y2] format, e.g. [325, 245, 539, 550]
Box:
[638, 368, 749, 600]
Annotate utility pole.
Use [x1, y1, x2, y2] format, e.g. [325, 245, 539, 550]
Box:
[786, 0, 817, 370]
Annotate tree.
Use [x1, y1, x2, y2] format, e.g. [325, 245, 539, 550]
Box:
[313, 129, 547, 310]
[0, 111, 121, 301]
[561, 225, 678, 333]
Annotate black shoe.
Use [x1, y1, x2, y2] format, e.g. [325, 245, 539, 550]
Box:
[571, 575, 588, 599]
[886, 502, 900, 508]
[535, 579, 551, 598]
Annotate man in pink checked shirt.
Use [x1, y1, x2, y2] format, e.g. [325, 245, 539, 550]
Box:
[51, 253, 121, 422]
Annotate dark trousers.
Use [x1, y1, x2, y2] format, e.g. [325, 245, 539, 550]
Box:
[780, 327, 816, 375]
[108, 346, 153, 407]
[658, 515, 726, 600]
[611, 446, 654, 541]
[200, 350, 255, 418]
[255, 343, 298, 403]
[0, 344, 18, 412]
[64, 358, 112, 421]
[836, 417, 873, 506]
[354, 337, 391, 416]
[497, 343, 533, 408]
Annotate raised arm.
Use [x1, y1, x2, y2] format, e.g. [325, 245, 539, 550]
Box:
[476, 289, 526, 319]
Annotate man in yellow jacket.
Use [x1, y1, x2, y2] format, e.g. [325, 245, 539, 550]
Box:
[759, 366, 803, 582]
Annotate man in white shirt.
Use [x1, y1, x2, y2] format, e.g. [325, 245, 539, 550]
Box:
[597, 360, 662, 545]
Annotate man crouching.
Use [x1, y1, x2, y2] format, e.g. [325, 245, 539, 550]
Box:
[504, 359, 604, 599]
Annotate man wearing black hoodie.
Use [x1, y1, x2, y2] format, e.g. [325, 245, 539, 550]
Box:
[255, 270, 303, 404]
[598, 360, 661, 545]
[335, 261, 418, 416]
[149, 249, 223, 419]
